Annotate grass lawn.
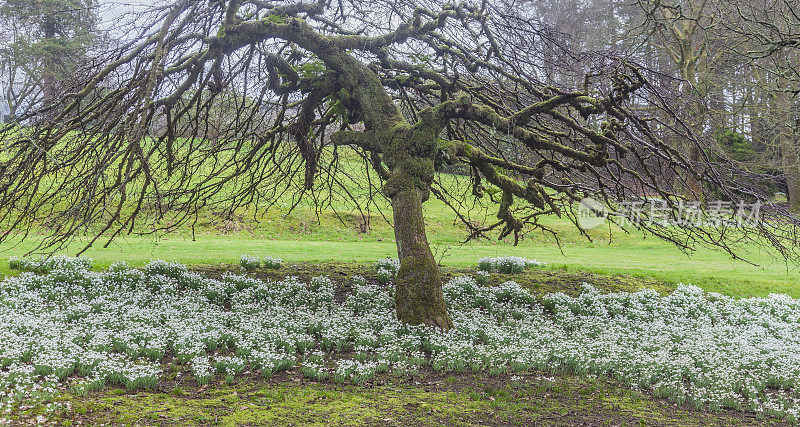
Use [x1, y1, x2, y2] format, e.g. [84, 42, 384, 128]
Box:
[2, 228, 798, 298]
[2, 151, 797, 297]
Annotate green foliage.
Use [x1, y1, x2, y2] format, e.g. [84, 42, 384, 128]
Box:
[263, 256, 282, 270]
[477, 257, 542, 274]
[374, 258, 400, 274]
[0, 0, 97, 72]
[266, 14, 286, 24]
[409, 53, 433, 68]
[297, 60, 326, 80]
[376, 268, 394, 284]
[715, 130, 756, 162]
[709, 129, 780, 200]
[0, 0, 97, 117]
[375, 258, 399, 284]
[8, 255, 91, 274]
[325, 89, 352, 123]
[240, 255, 261, 272]
[395, 74, 412, 85]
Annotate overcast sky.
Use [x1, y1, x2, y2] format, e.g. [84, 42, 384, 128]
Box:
[96, 0, 156, 31]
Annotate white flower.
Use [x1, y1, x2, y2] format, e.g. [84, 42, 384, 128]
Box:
[374, 258, 400, 274]
[477, 256, 542, 273]
[2, 257, 800, 421]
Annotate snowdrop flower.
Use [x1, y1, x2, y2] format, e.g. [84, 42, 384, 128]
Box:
[3, 258, 800, 421]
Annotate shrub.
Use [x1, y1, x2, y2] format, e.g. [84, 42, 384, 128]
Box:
[143, 259, 187, 279]
[190, 356, 213, 386]
[374, 257, 399, 284]
[8, 255, 92, 274]
[477, 257, 495, 272]
[348, 276, 367, 287]
[376, 267, 394, 284]
[108, 261, 130, 273]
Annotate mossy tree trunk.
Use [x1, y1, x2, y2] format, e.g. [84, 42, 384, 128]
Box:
[382, 123, 454, 330]
[390, 186, 453, 329]
[293, 29, 454, 329]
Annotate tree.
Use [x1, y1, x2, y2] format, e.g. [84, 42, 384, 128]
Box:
[0, 15, 38, 122]
[704, 0, 800, 208]
[0, 0, 97, 120]
[0, 0, 794, 328]
[636, 0, 742, 199]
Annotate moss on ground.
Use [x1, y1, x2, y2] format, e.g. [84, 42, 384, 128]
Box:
[448, 266, 676, 297]
[36, 371, 776, 426]
[194, 261, 676, 299]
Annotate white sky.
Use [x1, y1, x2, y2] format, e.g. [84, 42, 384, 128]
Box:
[96, 0, 158, 32]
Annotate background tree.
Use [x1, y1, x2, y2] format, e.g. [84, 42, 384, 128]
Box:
[0, 13, 38, 122]
[637, 0, 740, 199]
[717, 0, 800, 209]
[0, 0, 97, 120]
[0, 0, 795, 328]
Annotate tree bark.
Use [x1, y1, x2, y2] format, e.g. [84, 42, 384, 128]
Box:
[41, 19, 56, 103]
[778, 92, 800, 209]
[256, 17, 455, 328]
[686, 143, 702, 199]
[683, 68, 706, 202]
[780, 141, 800, 210]
[391, 186, 453, 330]
[775, 50, 800, 210]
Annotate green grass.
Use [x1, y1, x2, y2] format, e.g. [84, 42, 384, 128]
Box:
[1, 226, 798, 298]
[0, 150, 797, 298]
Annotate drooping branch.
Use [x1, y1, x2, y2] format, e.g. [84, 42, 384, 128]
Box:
[0, 0, 795, 264]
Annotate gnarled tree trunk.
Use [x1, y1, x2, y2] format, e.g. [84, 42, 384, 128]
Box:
[315, 53, 453, 328]
[380, 120, 453, 330]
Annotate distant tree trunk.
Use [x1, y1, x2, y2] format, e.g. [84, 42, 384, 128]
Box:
[775, 50, 800, 210]
[777, 91, 800, 209]
[683, 82, 705, 201]
[780, 140, 800, 210]
[649, 1, 715, 201]
[391, 185, 453, 329]
[686, 143, 703, 198]
[41, 18, 57, 103]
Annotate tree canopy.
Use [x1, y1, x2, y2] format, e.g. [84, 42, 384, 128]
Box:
[0, 0, 797, 327]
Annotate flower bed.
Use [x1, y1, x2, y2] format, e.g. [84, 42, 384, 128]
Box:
[1, 258, 800, 421]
